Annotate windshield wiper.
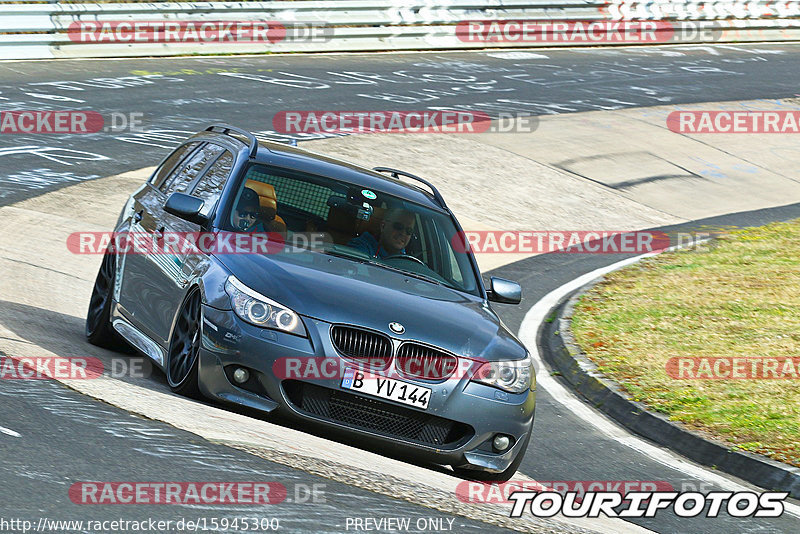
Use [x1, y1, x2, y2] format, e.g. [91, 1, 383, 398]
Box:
[319, 248, 451, 289]
[363, 260, 446, 287]
[318, 248, 371, 263]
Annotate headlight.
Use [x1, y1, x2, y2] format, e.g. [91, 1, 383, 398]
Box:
[224, 275, 306, 337]
[472, 353, 534, 394]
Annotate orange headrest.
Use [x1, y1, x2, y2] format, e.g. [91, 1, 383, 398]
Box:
[246, 180, 278, 212]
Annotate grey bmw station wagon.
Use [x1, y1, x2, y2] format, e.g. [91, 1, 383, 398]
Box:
[87, 124, 535, 480]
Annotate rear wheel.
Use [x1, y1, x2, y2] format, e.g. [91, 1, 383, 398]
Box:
[166, 290, 202, 398]
[86, 251, 124, 349]
[454, 426, 533, 482]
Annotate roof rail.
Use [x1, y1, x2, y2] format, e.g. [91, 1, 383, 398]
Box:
[204, 124, 259, 158]
[372, 167, 446, 208]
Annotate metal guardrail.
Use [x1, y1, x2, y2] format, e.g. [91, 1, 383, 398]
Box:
[1, 1, 799, 60]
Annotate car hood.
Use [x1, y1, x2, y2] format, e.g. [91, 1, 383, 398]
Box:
[215, 251, 526, 362]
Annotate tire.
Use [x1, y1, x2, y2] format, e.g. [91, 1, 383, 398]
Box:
[166, 289, 203, 398]
[453, 426, 533, 482]
[86, 250, 126, 349]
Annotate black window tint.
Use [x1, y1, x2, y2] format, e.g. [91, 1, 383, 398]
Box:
[161, 143, 225, 196]
[192, 151, 234, 217]
[152, 142, 198, 189]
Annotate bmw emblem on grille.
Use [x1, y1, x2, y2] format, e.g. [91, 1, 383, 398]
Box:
[389, 322, 405, 334]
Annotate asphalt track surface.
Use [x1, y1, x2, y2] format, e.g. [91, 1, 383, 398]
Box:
[0, 375, 514, 534]
[2, 45, 800, 534]
[2, 44, 800, 207]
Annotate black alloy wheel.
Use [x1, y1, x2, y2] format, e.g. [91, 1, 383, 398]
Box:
[166, 290, 203, 397]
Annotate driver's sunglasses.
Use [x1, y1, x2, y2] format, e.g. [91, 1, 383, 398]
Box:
[391, 221, 414, 236]
[239, 210, 259, 219]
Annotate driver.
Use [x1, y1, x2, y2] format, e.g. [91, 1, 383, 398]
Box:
[348, 208, 415, 259]
[232, 187, 266, 232]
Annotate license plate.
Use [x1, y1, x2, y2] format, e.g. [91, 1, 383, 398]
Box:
[341, 368, 431, 410]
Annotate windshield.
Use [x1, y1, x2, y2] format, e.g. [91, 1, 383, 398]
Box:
[223, 163, 481, 296]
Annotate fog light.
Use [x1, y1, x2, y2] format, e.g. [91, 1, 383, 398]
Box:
[493, 435, 511, 452]
[233, 368, 249, 384]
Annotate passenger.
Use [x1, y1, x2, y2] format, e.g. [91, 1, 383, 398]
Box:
[348, 208, 415, 258]
[232, 187, 266, 232]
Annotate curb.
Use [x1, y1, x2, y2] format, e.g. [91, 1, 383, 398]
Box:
[537, 278, 800, 500]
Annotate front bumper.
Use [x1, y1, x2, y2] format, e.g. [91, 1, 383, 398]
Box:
[198, 305, 536, 472]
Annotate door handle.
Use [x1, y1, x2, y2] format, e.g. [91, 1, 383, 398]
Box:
[133, 210, 143, 223]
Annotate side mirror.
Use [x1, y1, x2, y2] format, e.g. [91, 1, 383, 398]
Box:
[164, 192, 208, 226]
[488, 276, 522, 304]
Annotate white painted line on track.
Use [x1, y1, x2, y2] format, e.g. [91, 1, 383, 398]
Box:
[485, 51, 548, 59]
[0, 425, 21, 437]
[517, 248, 800, 518]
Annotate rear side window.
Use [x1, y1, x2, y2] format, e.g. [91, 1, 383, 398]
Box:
[192, 150, 234, 217]
[151, 142, 198, 189]
[160, 143, 225, 196]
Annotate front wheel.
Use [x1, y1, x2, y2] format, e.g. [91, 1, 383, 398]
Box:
[166, 290, 203, 398]
[453, 426, 533, 482]
[86, 250, 125, 349]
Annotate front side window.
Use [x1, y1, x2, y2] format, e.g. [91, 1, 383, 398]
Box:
[225, 164, 480, 296]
